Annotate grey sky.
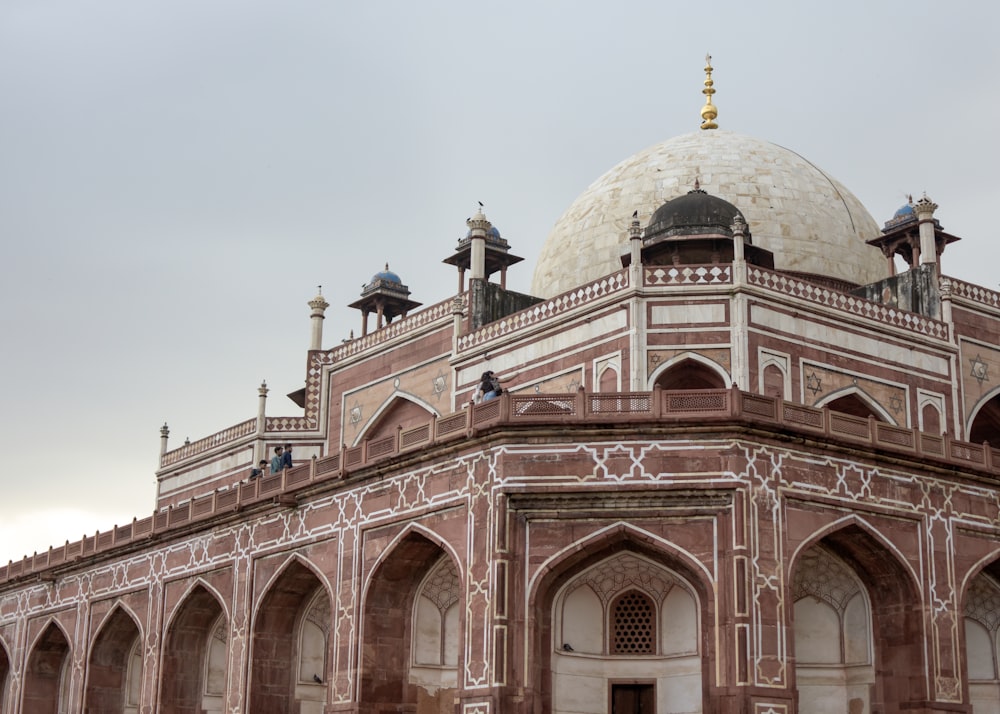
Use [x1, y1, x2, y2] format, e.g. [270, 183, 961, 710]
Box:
[1, 0, 997, 562]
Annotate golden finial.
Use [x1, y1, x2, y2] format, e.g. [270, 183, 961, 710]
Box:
[700, 53, 718, 130]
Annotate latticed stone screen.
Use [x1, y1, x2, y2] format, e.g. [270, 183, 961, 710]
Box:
[611, 590, 655, 654]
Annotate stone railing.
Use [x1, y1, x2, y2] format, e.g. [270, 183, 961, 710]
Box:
[160, 419, 258, 467]
[948, 278, 1000, 311]
[321, 298, 454, 364]
[748, 266, 950, 340]
[7, 386, 997, 584]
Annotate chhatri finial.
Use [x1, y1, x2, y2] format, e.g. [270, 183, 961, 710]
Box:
[700, 53, 718, 131]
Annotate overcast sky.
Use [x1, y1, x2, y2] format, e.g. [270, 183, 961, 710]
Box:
[1, 1, 997, 562]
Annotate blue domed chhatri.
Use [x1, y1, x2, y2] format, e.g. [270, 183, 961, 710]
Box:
[372, 266, 402, 285]
[349, 263, 421, 336]
[883, 198, 917, 230]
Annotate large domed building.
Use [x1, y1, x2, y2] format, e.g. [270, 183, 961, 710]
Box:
[4, 60, 1000, 714]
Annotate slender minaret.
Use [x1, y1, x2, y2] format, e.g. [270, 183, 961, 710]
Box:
[159, 423, 170, 458]
[256, 380, 268, 462]
[628, 211, 642, 268]
[700, 54, 718, 130]
[915, 194, 940, 266]
[308, 286, 329, 351]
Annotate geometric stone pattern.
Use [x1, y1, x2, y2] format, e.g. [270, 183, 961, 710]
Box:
[792, 547, 862, 613]
[573, 553, 681, 606]
[645, 265, 732, 286]
[965, 575, 1000, 632]
[421, 557, 461, 613]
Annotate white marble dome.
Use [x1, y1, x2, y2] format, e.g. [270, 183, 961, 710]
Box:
[531, 130, 886, 298]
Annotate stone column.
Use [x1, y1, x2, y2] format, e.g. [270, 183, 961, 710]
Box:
[467, 209, 491, 281]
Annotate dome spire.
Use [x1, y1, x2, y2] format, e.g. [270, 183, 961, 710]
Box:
[700, 54, 718, 130]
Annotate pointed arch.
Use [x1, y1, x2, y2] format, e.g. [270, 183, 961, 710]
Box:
[0, 636, 11, 714]
[352, 393, 440, 446]
[24, 619, 72, 714]
[649, 352, 730, 391]
[359, 529, 462, 714]
[529, 524, 712, 714]
[597, 363, 620, 392]
[967, 387, 1000, 444]
[788, 518, 926, 712]
[249, 555, 331, 713]
[411, 554, 462, 701]
[86, 604, 143, 714]
[253, 552, 335, 607]
[960, 559, 1000, 710]
[528, 521, 713, 600]
[363, 522, 464, 599]
[160, 582, 228, 714]
[816, 386, 896, 425]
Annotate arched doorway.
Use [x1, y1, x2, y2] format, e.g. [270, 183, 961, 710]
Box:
[792, 545, 874, 713]
[0, 639, 11, 714]
[654, 357, 727, 391]
[823, 392, 886, 421]
[791, 524, 925, 713]
[85, 607, 142, 714]
[249, 559, 330, 714]
[160, 585, 228, 714]
[359, 532, 461, 714]
[23, 621, 71, 714]
[533, 533, 711, 714]
[549, 552, 702, 714]
[358, 396, 437, 445]
[970, 394, 1000, 446]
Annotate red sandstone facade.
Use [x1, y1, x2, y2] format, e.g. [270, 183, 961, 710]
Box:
[4, 165, 1000, 714]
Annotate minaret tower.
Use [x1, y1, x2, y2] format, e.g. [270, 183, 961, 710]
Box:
[308, 286, 329, 351]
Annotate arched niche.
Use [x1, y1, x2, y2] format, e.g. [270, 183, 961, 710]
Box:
[969, 391, 1000, 445]
[790, 523, 925, 713]
[791, 545, 873, 713]
[817, 387, 894, 424]
[160, 584, 228, 714]
[652, 354, 729, 391]
[249, 558, 330, 714]
[360, 532, 460, 714]
[536, 537, 709, 714]
[23, 621, 71, 714]
[86, 607, 142, 714]
[963, 568, 1000, 712]
[355, 395, 438, 446]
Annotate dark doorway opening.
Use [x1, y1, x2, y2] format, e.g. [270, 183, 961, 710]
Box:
[611, 682, 655, 714]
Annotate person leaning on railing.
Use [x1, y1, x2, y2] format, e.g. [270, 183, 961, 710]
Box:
[476, 371, 517, 403]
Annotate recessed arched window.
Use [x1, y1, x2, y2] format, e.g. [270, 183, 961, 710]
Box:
[610, 590, 655, 654]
